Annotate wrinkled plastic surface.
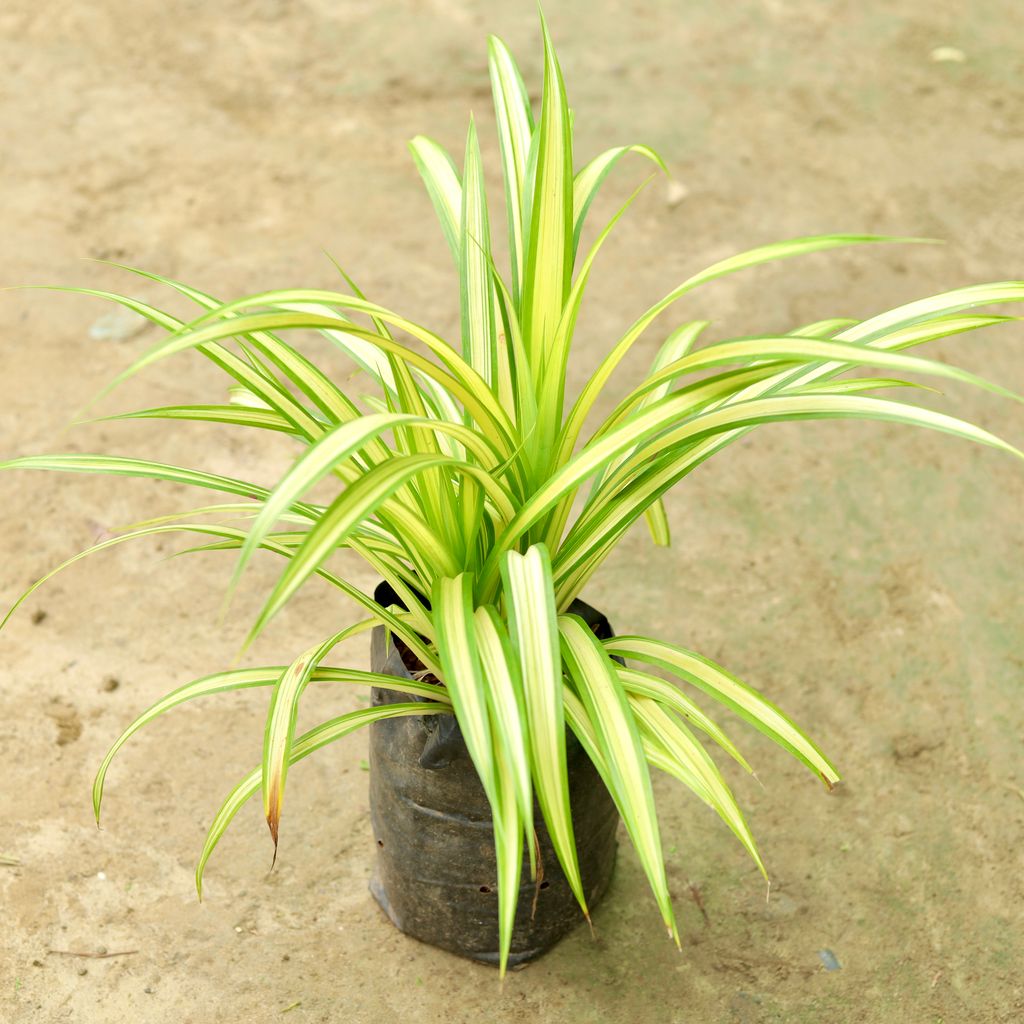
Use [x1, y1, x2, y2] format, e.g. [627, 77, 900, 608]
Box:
[368, 583, 619, 967]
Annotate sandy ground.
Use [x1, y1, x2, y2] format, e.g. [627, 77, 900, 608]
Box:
[2, 1, 1023, 1021]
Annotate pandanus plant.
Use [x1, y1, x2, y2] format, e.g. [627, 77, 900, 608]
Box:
[3, 16, 1021, 975]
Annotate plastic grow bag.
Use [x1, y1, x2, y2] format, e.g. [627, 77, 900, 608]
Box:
[367, 581, 619, 966]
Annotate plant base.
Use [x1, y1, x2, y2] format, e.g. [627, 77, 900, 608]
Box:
[367, 594, 619, 967]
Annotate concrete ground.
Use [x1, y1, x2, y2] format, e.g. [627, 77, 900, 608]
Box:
[1, 1, 1022, 1021]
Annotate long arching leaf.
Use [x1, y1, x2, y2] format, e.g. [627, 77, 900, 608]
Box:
[196, 703, 449, 897]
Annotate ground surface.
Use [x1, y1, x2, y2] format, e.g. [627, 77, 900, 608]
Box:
[2, 1, 1023, 1022]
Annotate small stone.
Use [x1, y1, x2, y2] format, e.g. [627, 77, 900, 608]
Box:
[765, 892, 800, 917]
[930, 46, 966, 63]
[31, 960, 43, 968]
[77, 968, 88, 977]
[96, 871, 106, 881]
[144, 986, 155, 994]
[818, 948, 842, 971]
[665, 180, 690, 208]
[88, 308, 148, 343]
[102, 676, 120, 693]
[893, 814, 914, 838]
[892, 733, 944, 763]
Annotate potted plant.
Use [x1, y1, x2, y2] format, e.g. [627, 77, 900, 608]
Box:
[3, 16, 1021, 976]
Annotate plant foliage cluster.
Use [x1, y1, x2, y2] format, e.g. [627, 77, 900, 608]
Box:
[4, 17, 1021, 974]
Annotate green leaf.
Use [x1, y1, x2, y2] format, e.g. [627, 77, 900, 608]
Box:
[585, 320, 709, 547]
[502, 545, 588, 915]
[94, 661, 448, 824]
[488, 714, 524, 979]
[409, 136, 462, 263]
[247, 454, 464, 644]
[196, 703, 448, 897]
[488, 34, 534, 306]
[605, 635, 839, 787]
[630, 693, 765, 878]
[520, 13, 573, 386]
[473, 605, 531, 977]
[642, 499, 671, 547]
[433, 572, 523, 972]
[618, 666, 752, 773]
[840, 282, 1024, 343]
[231, 412, 417, 588]
[558, 235, 932, 463]
[108, 304, 518, 459]
[96, 404, 299, 434]
[572, 144, 666, 255]
[433, 574, 494, 798]
[558, 614, 678, 943]
[615, 334, 1022, 415]
[484, 388, 1023, 598]
[793, 377, 937, 397]
[624, 392, 1023, 486]
[0, 454, 317, 518]
[460, 118, 499, 390]
[475, 606, 534, 868]
[70, 272, 383, 438]
[0, 516, 441, 676]
[261, 619, 375, 853]
[534, 174, 656, 482]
